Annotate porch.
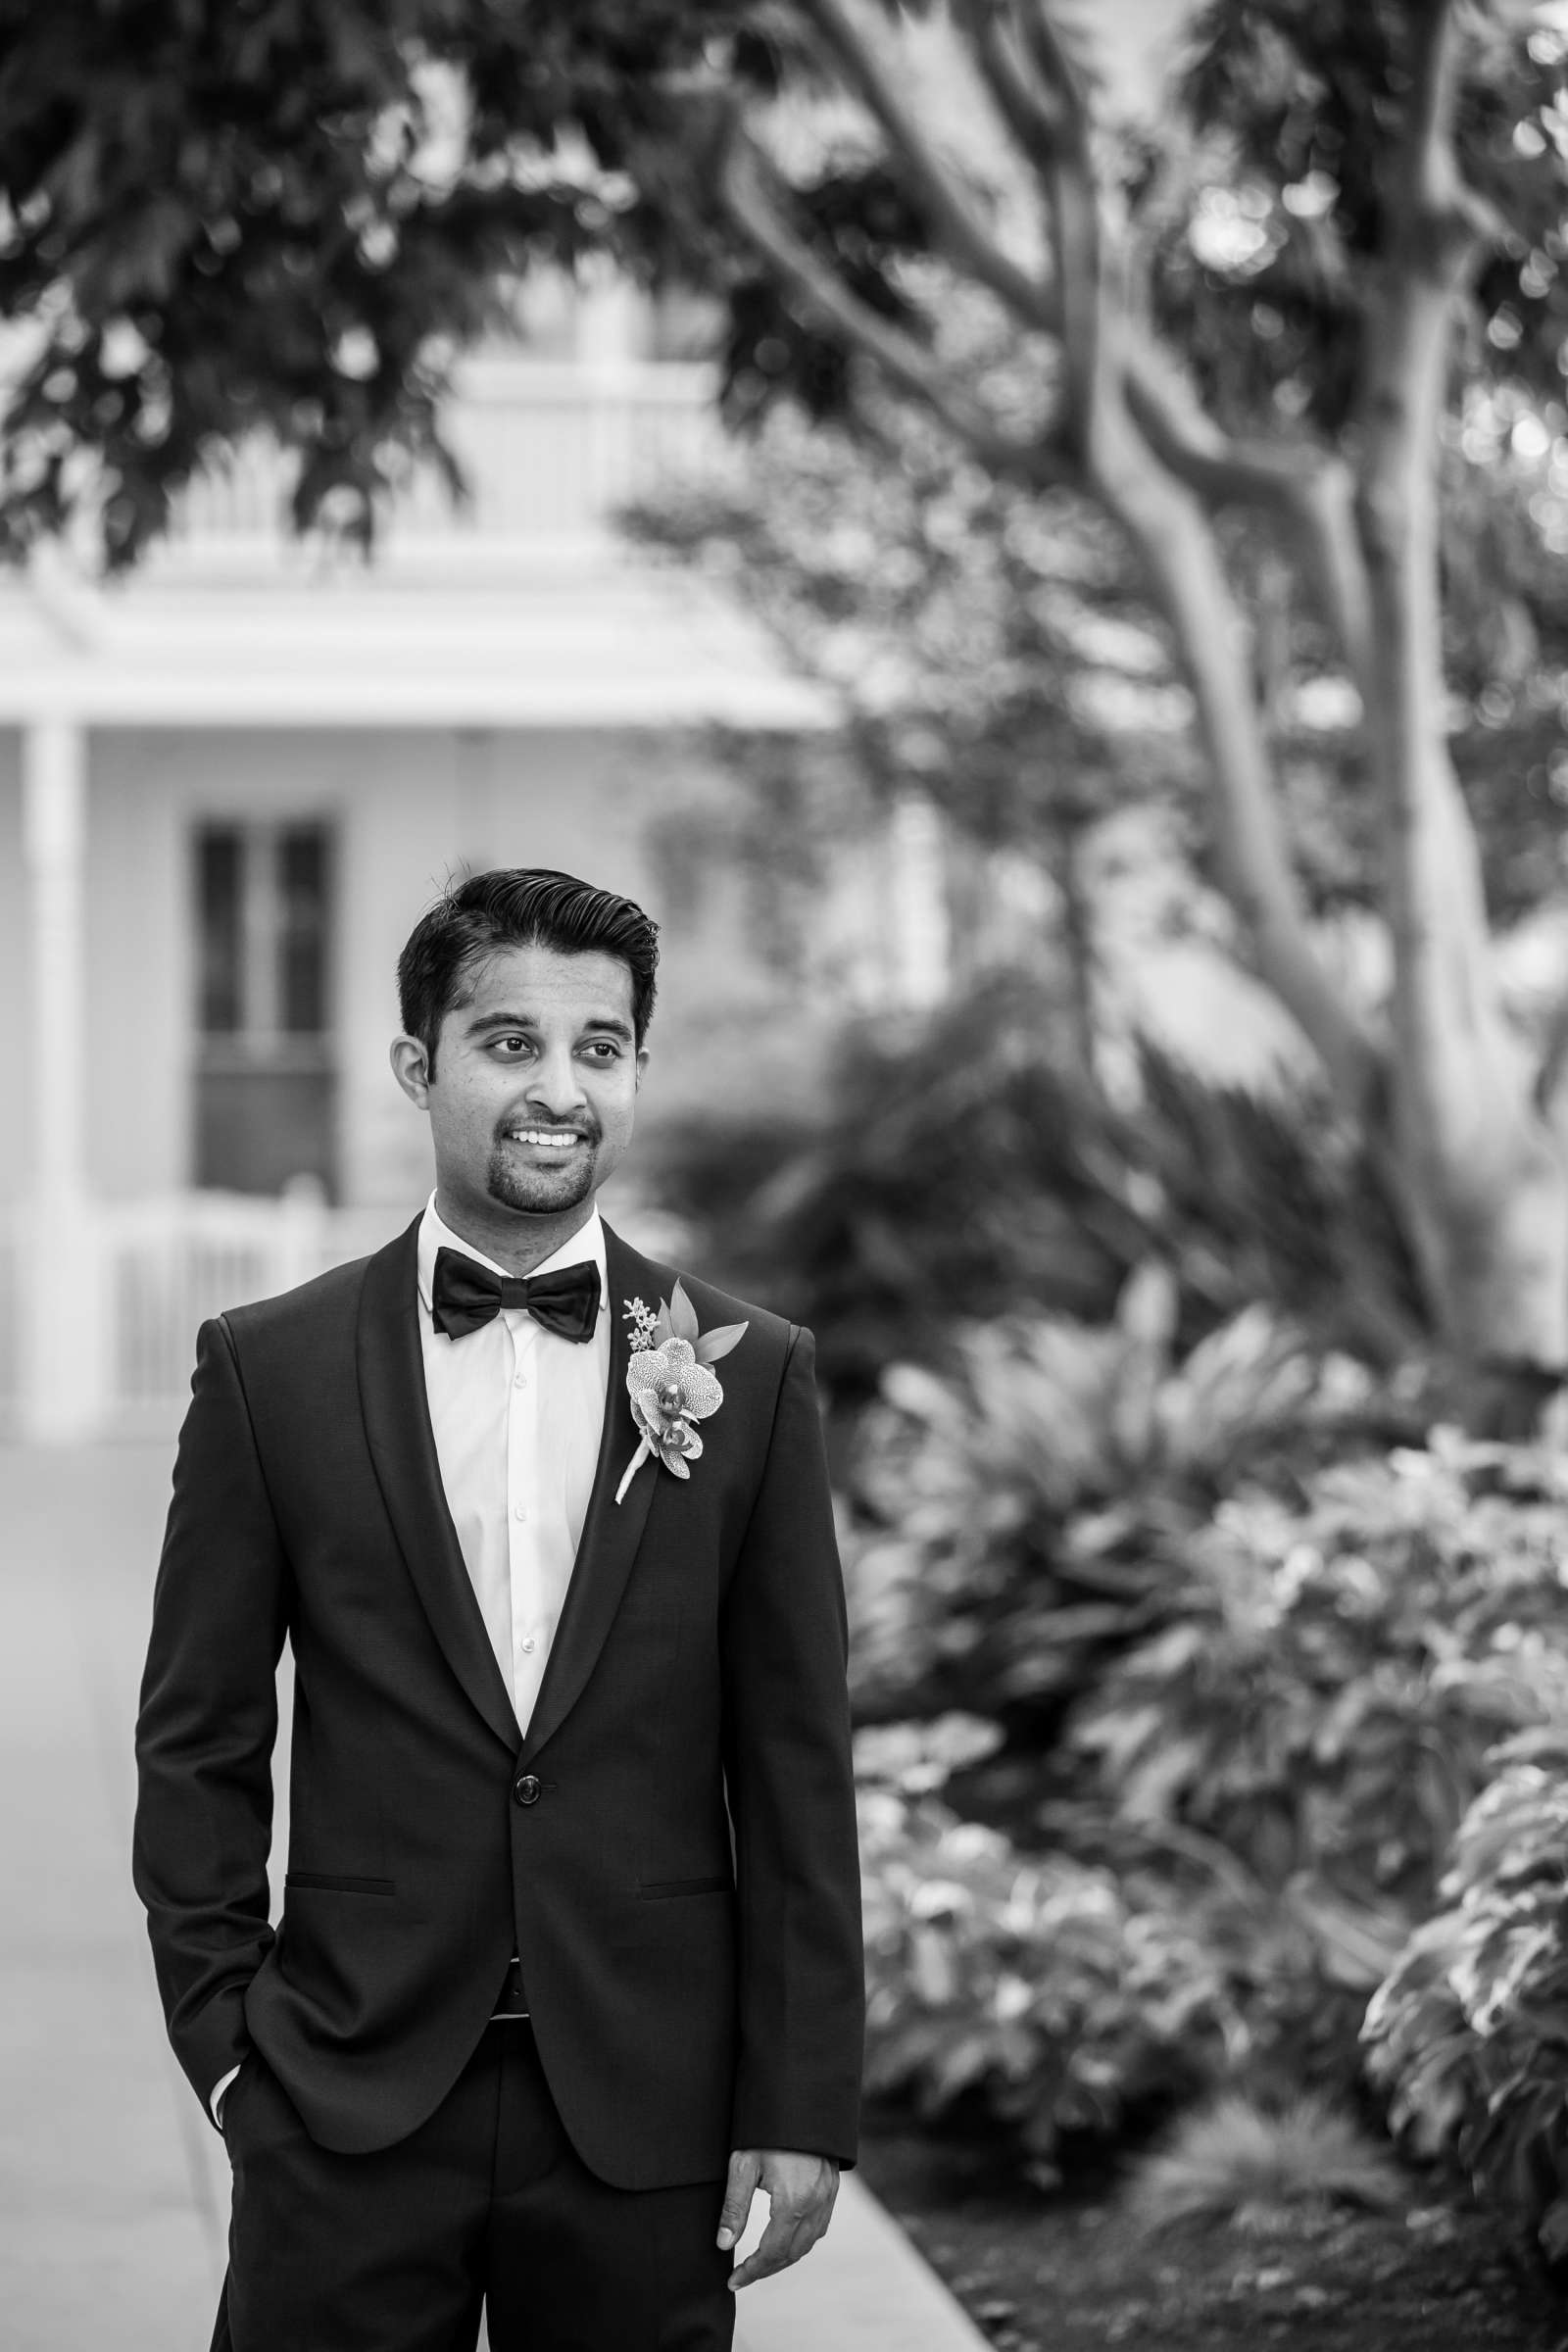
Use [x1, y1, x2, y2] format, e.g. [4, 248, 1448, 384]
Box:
[0, 353, 831, 1443]
[0, 1188, 401, 1441]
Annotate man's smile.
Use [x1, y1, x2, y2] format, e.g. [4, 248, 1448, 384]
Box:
[503, 1126, 587, 1152]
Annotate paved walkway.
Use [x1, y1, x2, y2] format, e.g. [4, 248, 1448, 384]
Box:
[0, 1443, 985, 2352]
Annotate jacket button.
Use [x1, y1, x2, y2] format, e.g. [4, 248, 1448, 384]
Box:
[513, 1773, 541, 1807]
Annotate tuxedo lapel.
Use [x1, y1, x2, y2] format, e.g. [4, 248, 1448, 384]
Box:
[519, 1223, 662, 1766]
[357, 1221, 521, 1753]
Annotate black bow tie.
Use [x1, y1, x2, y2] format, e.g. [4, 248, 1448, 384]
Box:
[430, 1248, 602, 1344]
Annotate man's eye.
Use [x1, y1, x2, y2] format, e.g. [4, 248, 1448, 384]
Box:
[494, 1036, 531, 1055]
[584, 1041, 620, 1061]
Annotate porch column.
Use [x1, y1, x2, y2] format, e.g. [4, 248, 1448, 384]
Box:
[20, 712, 102, 1444]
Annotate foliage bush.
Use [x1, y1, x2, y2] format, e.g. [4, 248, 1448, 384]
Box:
[856, 1433, 1568, 2178]
[845, 1268, 1335, 1727]
[856, 1717, 1247, 2182]
[648, 979, 1425, 1410]
[1363, 1729, 1568, 2262]
[1070, 1437, 1568, 1947]
[1128, 2089, 1403, 2232]
[1050, 1434, 1568, 2110]
[778, 997, 1568, 2190]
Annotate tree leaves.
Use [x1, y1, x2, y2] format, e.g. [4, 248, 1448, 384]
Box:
[0, 0, 633, 563]
[1170, 0, 1568, 434]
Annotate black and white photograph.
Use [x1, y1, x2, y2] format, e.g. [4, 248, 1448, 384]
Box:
[6, 2, 1568, 2348]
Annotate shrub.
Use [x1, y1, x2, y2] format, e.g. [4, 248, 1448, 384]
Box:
[647, 980, 1425, 1410]
[1129, 2089, 1404, 2232]
[845, 1272, 1334, 1725]
[856, 1717, 1246, 2182]
[1070, 1437, 1568, 1970]
[1363, 1729, 1568, 2262]
[855, 1439, 1568, 2176]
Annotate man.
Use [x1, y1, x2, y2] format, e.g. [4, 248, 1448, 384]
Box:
[133, 867, 864, 2351]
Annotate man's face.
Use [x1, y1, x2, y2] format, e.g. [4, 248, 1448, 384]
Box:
[393, 943, 646, 1228]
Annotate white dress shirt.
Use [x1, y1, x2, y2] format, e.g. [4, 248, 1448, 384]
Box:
[416, 1193, 611, 1732]
[213, 1197, 611, 2125]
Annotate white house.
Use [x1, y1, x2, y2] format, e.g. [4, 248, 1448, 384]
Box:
[0, 287, 844, 1443]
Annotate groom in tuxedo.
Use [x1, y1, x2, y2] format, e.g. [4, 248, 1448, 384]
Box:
[133, 867, 864, 2351]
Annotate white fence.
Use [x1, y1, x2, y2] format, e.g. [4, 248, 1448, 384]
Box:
[1, 1191, 405, 1441]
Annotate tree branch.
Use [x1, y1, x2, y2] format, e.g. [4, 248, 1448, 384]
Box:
[956, 0, 1069, 172]
[988, 0, 1101, 433]
[1535, 993, 1568, 1124]
[799, 0, 1058, 332]
[718, 136, 1073, 489]
[1120, 342, 1319, 508]
[1292, 458, 1376, 687]
[1116, 335, 1377, 669]
[1083, 413, 1380, 1104]
[948, 13, 1370, 1109]
[1403, 0, 1508, 245]
[1355, 0, 1497, 935]
[1015, 0, 1094, 158]
[1357, 2, 1494, 531]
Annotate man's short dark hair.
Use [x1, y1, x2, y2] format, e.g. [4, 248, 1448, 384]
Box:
[398, 869, 660, 1070]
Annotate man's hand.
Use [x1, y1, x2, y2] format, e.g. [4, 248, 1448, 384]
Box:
[716, 2147, 840, 2290]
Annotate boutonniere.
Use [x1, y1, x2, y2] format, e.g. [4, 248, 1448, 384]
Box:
[614, 1283, 749, 1504]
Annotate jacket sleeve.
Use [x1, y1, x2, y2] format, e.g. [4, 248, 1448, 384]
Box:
[132, 1314, 289, 2116]
[720, 1326, 864, 2165]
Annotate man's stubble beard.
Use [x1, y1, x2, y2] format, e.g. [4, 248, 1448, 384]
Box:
[484, 1145, 598, 1217]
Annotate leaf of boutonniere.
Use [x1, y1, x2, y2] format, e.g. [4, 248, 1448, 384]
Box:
[694, 1321, 749, 1365]
[654, 1298, 674, 1345]
[667, 1281, 701, 1344]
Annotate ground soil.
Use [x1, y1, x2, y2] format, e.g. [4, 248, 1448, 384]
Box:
[858, 2124, 1568, 2352]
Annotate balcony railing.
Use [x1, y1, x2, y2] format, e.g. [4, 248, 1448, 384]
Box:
[158, 359, 722, 565]
[0, 1190, 405, 1440]
[0, 1184, 694, 1441]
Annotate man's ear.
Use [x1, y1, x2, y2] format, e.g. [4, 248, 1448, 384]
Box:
[390, 1035, 431, 1109]
[635, 1047, 650, 1092]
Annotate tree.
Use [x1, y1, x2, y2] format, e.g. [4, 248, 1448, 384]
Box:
[0, 0, 604, 557]
[4, 0, 1568, 1403]
[625, 393, 1194, 1074]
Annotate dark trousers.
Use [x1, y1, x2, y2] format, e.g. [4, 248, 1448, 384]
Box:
[212, 2024, 737, 2352]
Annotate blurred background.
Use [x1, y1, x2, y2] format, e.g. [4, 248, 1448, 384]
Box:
[8, 1, 1568, 2347]
[0, 0, 1217, 1450]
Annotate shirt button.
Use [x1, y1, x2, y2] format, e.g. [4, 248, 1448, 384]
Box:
[513, 1502, 527, 1522]
[519, 1636, 536, 1655]
[514, 1371, 527, 1390]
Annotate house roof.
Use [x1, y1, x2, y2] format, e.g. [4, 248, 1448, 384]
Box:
[0, 358, 835, 733]
[0, 543, 834, 732]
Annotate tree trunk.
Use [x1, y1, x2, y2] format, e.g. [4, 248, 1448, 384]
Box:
[1087, 409, 1379, 1105]
[721, 0, 1568, 1406]
[1088, 392, 1568, 1388]
[1347, 0, 1568, 1385]
[1354, 526, 1568, 1376]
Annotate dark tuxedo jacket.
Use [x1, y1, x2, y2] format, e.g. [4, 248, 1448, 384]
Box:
[132, 1218, 864, 2188]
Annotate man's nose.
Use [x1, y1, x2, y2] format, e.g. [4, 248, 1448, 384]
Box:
[523, 1049, 586, 1118]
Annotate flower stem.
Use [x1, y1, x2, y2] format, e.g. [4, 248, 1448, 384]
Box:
[614, 1435, 654, 1507]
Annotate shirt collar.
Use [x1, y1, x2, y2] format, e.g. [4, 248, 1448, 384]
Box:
[416, 1192, 608, 1317]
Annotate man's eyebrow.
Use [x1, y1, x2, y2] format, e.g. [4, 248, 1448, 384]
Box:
[464, 1009, 536, 1034]
[466, 1008, 636, 1043]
